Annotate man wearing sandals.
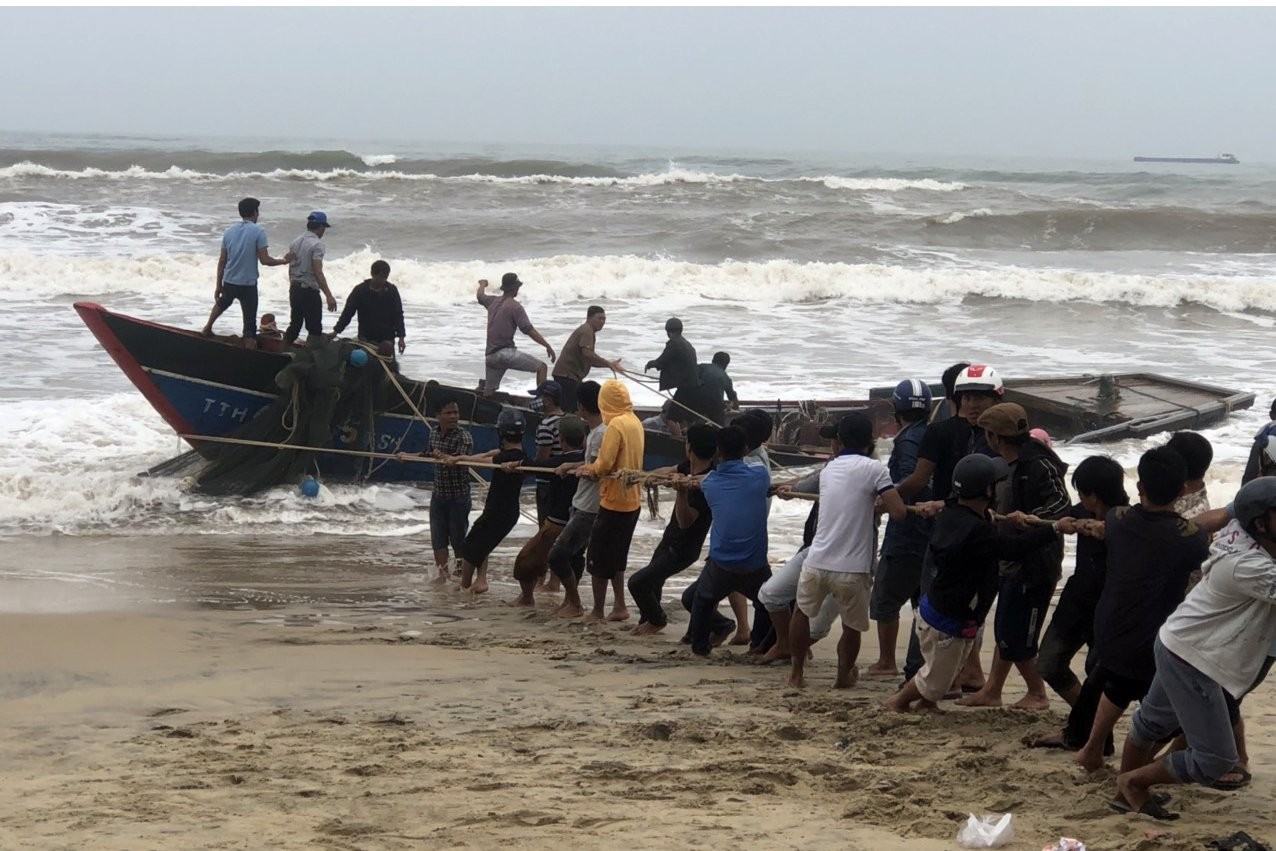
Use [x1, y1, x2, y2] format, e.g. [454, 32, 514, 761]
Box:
[1113, 477, 1276, 821]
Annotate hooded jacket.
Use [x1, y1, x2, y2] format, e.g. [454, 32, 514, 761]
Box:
[581, 380, 645, 511]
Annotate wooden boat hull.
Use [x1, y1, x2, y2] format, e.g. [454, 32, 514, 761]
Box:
[74, 303, 828, 485]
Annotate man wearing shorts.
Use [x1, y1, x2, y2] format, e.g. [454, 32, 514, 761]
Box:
[1071, 448, 1208, 772]
[476, 273, 556, 396]
[201, 197, 291, 346]
[425, 400, 472, 585]
[507, 416, 586, 608]
[887, 454, 1063, 713]
[686, 425, 772, 657]
[959, 402, 1071, 710]
[574, 379, 644, 622]
[787, 413, 907, 689]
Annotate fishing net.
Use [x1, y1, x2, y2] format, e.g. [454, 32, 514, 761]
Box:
[191, 338, 395, 496]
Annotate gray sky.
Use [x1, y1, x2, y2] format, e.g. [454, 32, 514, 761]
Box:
[2, 6, 1272, 157]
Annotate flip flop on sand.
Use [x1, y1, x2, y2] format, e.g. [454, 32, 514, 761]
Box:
[1208, 767, 1252, 791]
[1024, 732, 1072, 750]
[1109, 794, 1178, 821]
[1208, 830, 1273, 851]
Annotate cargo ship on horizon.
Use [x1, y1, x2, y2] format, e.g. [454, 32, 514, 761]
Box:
[1134, 153, 1239, 164]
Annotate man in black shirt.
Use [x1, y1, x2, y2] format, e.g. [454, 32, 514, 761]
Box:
[447, 409, 527, 594]
[685, 351, 739, 425]
[1073, 447, 1208, 772]
[887, 454, 1065, 713]
[644, 317, 700, 409]
[898, 363, 1003, 690]
[332, 259, 407, 354]
[628, 424, 718, 634]
[1038, 457, 1130, 709]
[507, 416, 587, 608]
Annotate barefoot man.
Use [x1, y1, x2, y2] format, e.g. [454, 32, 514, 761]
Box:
[886, 454, 1064, 713]
[627, 423, 718, 635]
[546, 381, 604, 618]
[506, 416, 587, 608]
[786, 413, 907, 690]
[426, 399, 473, 585]
[574, 379, 644, 622]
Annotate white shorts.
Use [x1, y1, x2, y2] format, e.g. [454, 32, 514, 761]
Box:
[485, 347, 544, 392]
[913, 622, 975, 703]
[795, 567, 871, 632]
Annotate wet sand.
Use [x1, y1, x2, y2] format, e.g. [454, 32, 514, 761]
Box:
[0, 535, 1273, 850]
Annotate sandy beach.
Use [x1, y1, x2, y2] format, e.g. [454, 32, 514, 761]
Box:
[1, 536, 1273, 851]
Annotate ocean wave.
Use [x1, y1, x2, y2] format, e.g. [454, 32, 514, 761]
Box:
[0, 154, 964, 192]
[6, 248, 1276, 314]
[925, 205, 1276, 252]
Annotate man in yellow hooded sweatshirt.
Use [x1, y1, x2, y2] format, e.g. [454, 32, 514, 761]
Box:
[574, 379, 646, 622]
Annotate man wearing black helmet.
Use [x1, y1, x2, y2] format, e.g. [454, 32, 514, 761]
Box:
[1113, 477, 1276, 820]
[867, 378, 935, 678]
[476, 273, 557, 397]
[444, 407, 528, 594]
[644, 317, 701, 417]
[886, 454, 1066, 713]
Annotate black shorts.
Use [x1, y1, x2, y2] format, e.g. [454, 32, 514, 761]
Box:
[994, 575, 1056, 662]
[462, 510, 519, 566]
[1090, 664, 1153, 709]
[586, 507, 640, 579]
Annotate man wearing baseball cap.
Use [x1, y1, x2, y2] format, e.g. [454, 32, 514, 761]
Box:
[531, 380, 565, 526]
[475, 272, 556, 397]
[284, 211, 339, 344]
[958, 402, 1071, 711]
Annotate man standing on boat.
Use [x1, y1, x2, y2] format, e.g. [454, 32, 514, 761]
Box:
[644, 317, 700, 418]
[331, 259, 406, 354]
[284, 212, 339, 345]
[201, 197, 292, 348]
[477, 273, 556, 397]
[552, 305, 621, 413]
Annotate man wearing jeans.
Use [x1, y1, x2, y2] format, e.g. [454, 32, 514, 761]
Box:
[687, 425, 772, 657]
[628, 424, 717, 635]
[476, 272, 556, 396]
[425, 400, 472, 585]
[201, 197, 291, 346]
[1114, 477, 1276, 821]
[285, 211, 338, 345]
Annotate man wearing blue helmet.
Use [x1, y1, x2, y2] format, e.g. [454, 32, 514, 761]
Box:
[867, 379, 935, 678]
[284, 212, 339, 344]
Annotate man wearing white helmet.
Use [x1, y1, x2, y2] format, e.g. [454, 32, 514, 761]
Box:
[898, 363, 1005, 690]
[1113, 477, 1276, 820]
[867, 378, 935, 678]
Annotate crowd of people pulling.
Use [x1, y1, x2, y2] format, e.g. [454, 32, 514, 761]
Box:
[201, 198, 1276, 824]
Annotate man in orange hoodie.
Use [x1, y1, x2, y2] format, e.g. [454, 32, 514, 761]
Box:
[574, 379, 646, 622]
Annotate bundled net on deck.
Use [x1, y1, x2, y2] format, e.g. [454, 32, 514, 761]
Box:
[192, 339, 395, 496]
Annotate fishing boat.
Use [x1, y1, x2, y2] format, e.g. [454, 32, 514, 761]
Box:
[75, 303, 826, 490]
[761, 373, 1253, 447]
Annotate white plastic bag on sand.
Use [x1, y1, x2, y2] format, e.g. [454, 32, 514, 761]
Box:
[956, 812, 1015, 848]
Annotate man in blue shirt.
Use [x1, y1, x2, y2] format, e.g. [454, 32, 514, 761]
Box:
[686, 424, 772, 657]
[201, 197, 291, 347]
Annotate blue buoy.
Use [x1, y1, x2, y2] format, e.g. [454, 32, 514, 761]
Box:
[300, 476, 321, 498]
[349, 348, 369, 367]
